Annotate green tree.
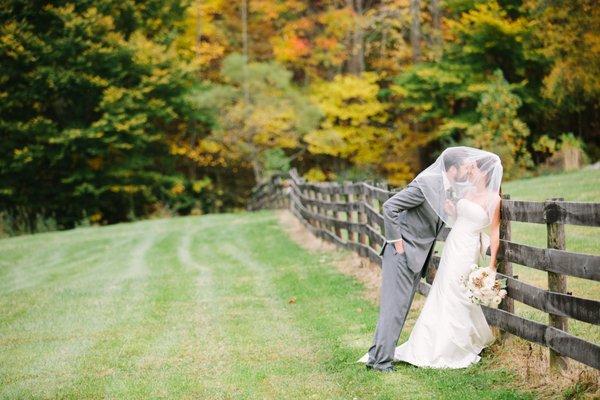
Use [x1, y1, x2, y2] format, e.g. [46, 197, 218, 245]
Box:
[524, 0, 600, 158]
[465, 70, 533, 179]
[389, 1, 543, 174]
[0, 1, 205, 230]
[190, 53, 321, 183]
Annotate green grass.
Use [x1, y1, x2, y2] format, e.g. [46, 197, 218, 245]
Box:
[0, 212, 534, 399]
[502, 168, 600, 203]
[503, 168, 599, 257]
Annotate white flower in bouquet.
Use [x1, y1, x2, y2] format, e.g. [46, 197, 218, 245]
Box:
[459, 264, 507, 307]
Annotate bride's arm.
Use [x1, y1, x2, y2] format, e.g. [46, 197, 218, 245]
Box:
[489, 196, 502, 272]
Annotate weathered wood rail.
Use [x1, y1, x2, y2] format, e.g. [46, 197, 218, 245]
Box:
[248, 169, 600, 371]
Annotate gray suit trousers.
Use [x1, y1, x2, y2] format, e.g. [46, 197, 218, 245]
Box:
[367, 242, 423, 369]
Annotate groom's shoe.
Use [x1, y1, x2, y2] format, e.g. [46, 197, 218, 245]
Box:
[365, 364, 395, 373]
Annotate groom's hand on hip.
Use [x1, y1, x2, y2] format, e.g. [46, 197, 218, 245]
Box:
[394, 240, 404, 254]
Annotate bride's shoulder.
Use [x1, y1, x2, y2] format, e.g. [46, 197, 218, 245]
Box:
[489, 191, 501, 200]
[488, 191, 502, 207]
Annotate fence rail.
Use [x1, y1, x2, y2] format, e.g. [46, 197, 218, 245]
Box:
[248, 169, 600, 371]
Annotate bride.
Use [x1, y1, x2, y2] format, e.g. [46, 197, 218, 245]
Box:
[360, 148, 504, 369]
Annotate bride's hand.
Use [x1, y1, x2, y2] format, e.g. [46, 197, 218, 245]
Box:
[444, 199, 456, 216]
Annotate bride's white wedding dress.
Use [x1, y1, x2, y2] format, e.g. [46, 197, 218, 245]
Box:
[361, 197, 497, 369]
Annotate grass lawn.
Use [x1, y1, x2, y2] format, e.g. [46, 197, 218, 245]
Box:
[0, 212, 535, 399]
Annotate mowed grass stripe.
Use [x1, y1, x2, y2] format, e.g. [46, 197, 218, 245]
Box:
[0, 233, 142, 390]
[1, 222, 168, 398]
[205, 235, 346, 398]
[59, 228, 185, 398]
[56, 219, 217, 399]
[0, 235, 118, 294]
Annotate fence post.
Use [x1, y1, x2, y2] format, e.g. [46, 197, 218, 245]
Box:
[333, 190, 343, 240]
[306, 188, 321, 228]
[546, 197, 568, 372]
[327, 187, 338, 237]
[273, 176, 281, 208]
[322, 191, 329, 234]
[276, 176, 284, 208]
[375, 182, 388, 255]
[497, 193, 514, 341]
[426, 253, 437, 285]
[317, 190, 328, 233]
[283, 174, 291, 209]
[296, 174, 307, 218]
[359, 184, 368, 246]
[300, 182, 313, 228]
[313, 189, 320, 230]
[345, 181, 357, 243]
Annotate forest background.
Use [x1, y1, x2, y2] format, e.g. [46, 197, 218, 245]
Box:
[1, 0, 598, 233]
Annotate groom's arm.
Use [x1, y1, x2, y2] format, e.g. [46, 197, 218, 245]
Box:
[382, 180, 426, 243]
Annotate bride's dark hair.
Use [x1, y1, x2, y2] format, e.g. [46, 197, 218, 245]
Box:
[476, 155, 497, 187]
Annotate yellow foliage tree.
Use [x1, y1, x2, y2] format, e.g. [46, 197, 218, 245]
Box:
[304, 72, 392, 165]
[190, 54, 321, 182]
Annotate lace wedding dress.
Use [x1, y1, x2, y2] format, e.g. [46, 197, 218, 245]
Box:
[361, 197, 497, 369]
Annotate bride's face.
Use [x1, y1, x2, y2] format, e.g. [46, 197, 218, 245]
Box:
[467, 162, 487, 186]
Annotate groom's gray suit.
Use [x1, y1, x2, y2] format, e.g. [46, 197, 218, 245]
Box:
[367, 176, 446, 370]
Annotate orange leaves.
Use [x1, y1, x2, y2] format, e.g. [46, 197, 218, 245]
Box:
[291, 36, 311, 56]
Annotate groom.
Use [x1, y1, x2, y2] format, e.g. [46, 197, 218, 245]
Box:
[365, 148, 470, 372]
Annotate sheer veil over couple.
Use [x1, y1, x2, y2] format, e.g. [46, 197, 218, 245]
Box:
[358, 146, 504, 371]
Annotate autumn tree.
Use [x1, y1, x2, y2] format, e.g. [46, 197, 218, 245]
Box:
[303, 72, 408, 180]
[187, 53, 321, 183]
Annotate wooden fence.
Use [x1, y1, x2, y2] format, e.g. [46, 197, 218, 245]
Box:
[248, 169, 600, 371]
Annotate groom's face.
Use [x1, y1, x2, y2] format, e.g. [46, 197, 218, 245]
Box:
[454, 160, 471, 183]
[446, 161, 470, 183]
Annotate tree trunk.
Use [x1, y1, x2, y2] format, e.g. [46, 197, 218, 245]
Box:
[410, 0, 421, 144]
[251, 158, 262, 184]
[346, 0, 365, 75]
[410, 0, 421, 63]
[241, 0, 250, 103]
[429, 0, 442, 60]
[196, 0, 202, 61]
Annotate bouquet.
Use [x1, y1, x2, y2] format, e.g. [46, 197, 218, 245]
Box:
[446, 187, 459, 205]
[459, 264, 507, 307]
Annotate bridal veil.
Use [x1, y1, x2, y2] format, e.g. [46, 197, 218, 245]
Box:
[413, 146, 504, 260]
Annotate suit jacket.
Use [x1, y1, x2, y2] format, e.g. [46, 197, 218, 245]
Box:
[379, 177, 445, 278]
